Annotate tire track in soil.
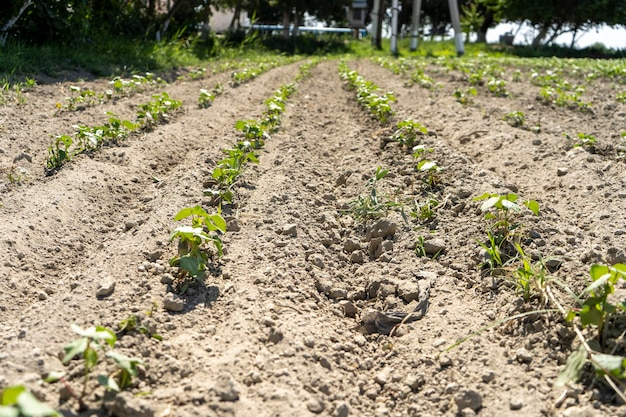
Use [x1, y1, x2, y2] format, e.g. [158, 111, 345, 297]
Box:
[0, 62, 302, 393]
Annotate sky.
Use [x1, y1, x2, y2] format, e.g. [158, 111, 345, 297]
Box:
[486, 23, 626, 50]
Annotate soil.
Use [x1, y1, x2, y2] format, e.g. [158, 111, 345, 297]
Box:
[1, 57, 625, 417]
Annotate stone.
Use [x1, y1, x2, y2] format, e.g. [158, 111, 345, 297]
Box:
[282, 223, 297, 237]
[329, 288, 347, 300]
[423, 238, 446, 255]
[38, 291, 48, 301]
[306, 397, 325, 414]
[338, 300, 357, 317]
[556, 167, 568, 176]
[106, 391, 162, 417]
[397, 281, 420, 303]
[515, 348, 533, 364]
[510, 397, 524, 410]
[350, 250, 364, 264]
[96, 277, 116, 298]
[309, 254, 325, 269]
[454, 389, 482, 412]
[365, 219, 399, 240]
[212, 375, 240, 402]
[335, 171, 352, 186]
[374, 368, 390, 386]
[481, 370, 495, 383]
[163, 293, 184, 312]
[333, 401, 349, 417]
[343, 238, 361, 253]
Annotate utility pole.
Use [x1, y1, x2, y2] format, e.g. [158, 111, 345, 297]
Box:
[371, 0, 381, 49]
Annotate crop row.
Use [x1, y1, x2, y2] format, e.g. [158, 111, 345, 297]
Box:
[340, 64, 626, 398]
[338, 62, 396, 124]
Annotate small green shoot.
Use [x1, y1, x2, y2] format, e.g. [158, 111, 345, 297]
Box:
[454, 87, 477, 105]
[503, 111, 525, 128]
[0, 385, 60, 417]
[392, 119, 429, 149]
[417, 160, 443, 189]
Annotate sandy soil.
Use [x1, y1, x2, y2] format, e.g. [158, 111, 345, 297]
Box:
[0, 57, 625, 417]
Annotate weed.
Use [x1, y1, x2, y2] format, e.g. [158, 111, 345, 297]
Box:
[347, 167, 401, 222]
[415, 236, 427, 257]
[0, 385, 60, 417]
[503, 111, 525, 128]
[169, 206, 226, 293]
[512, 243, 551, 303]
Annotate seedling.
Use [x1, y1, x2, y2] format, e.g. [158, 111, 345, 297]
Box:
[410, 196, 439, 221]
[487, 78, 508, 97]
[60, 324, 143, 410]
[503, 111, 525, 128]
[417, 160, 443, 189]
[188, 67, 207, 80]
[616, 92, 626, 104]
[415, 236, 427, 257]
[512, 243, 551, 303]
[0, 385, 60, 417]
[198, 84, 222, 108]
[46, 135, 73, 172]
[347, 167, 401, 222]
[454, 87, 477, 105]
[137, 92, 182, 128]
[392, 119, 429, 149]
[564, 132, 597, 150]
[339, 62, 396, 124]
[474, 192, 539, 239]
[169, 205, 226, 293]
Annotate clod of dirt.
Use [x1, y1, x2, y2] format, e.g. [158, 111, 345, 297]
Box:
[106, 391, 164, 417]
[422, 238, 447, 254]
[96, 277, 116, 298]
[211, 374, 240, 402]
[163, 293, 184, 312]
[365, 219, 399, 240]
[454, 389, 483, 412]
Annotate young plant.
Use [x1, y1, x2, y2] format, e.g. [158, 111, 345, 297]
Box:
[616, 92, 626, 104]
[410, 196, 439, 221]
[347, 167, 401, 222]
[512, 243, 550, 303]
[486, 78, 508, 97]
[169, 206, 226, 293]
[503, 111, 525, 128]
[417, 160, 443, 189]
[0, 385, 60, 417]
[137, 92, 182, 128]
[564, 132, 597, 151]
[198, 84, 222, 108]
[392, 119, 429, 149]
[454, 87, 477, 105]
[61, 325, 143, 409]
[46, 135, 73, 172]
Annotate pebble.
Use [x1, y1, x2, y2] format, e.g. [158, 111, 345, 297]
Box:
[354, 334, 367, 346]
[516, 348, 533, 364]
[282, 223, 297, 237]
[510, 397, 524, 410]
[306, 397, 325, 414]
[329, 288, 347, 300]
[212, 374, 240, 401]
[460, 408, 477, 417]
[481, 370, 495, 383]
[445, 382, 459, 394]
[404, 373, 425, 391]
[38, 291, 48, 301]
[556, 167, 568, 176]
[309, 254, 325, 269]
[96, 277, 116, 298]
[439, 355, 453, 368]
[338, 300, 357, 317]
[423, 238, 446, 254]
[163, 293, 185, 312]
[160, 273, 174, 285]
[454, 389, 482, 412]
[374, 368, 390, 386]
[333, 401, 349, 417]
[365, 219, 399, 240]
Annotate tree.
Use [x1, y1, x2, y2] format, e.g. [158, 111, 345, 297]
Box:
[0, 0, 33, 46]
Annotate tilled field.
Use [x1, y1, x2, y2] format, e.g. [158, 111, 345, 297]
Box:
[1, 57, 626, 417]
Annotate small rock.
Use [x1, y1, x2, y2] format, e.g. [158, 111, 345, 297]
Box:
[481, 370, 495, 383]
[354, 334, 367, 346]
[314, 278, 332, 295]
[304, 337, 316, 348]
[212, 375, 240, 401]
[107, 391, 162, 417]
[439, 355, 453, 368]
[307, 397, 325, 414]
[423, 238, 446, 254]
[515, 348, 533, 364]
[333, 401, 349, 417]
[556, 167, 568, 176]
[460, 408, 477, 417]
[160, 273, 174, 285]
[329, 288, 347, 300]
[445, 382, 459, 394]
[96, 277, 116, 298]
[350, 250, 364, 264]
[282, 223, 297, 237]
[38, 291, 48, 301]
[454, 389, 482, 412]
[532, 139, 542, 146]
[510, 398, 524, 410]
[309, 254, 325, 269]
[335, 171, 352, 186]
[163, 293, 185, 312]
[338, 300, 357, 317]
[559, 405, 597, 417]
[374, 368, 390, 386]
[365, 219, 399, 240]
[268, 327, 284, 344]
[343, 238, 362, 253]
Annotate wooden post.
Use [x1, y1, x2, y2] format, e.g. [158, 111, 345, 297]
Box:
[371, 0, 382, 48]
[390, 0, 399, 55]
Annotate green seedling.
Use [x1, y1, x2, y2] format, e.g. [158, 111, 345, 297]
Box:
[410, 69, 436, 89]
[512, 243, 551, 303]
[198, 84, 222, 109]
[487, 78, 508, 97]
[512, 70, 522, 82]
[417, 160, 443, 189]
[235, 119, 267, 148]
[415, 236, 427, 257]
[392, 119, 429, 149]
[0, 166, 28, 185]
[454, 87, 477, 105]
[410, 196, 439, 221]
[564, 132, 597, 150]
[188, 67, 207, 80]
[118, 314, 162, 341]
[60, 325, 143, 409]
[0, 385, 60, 417]
[503, 111, 525, 128]
[339, 62, 396, 124]
[477, 230, 504, 272]
[46, 135, 73, 172]
[170, 205, 226, 293]
[137, 92, 182, 128]
[347, 167, 401, 222]
[616, 92, 626, 104]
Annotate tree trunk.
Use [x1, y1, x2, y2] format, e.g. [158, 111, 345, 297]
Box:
[292, 9, 299, 37]
[531, 23, 550, 47]
[374, 0, 384, 49]
[0, 0, 33, 47]
[229, 0, 243, 31]
[476, 13, 493, 43]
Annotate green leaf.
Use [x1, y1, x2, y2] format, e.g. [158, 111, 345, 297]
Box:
[501, 199, 520, 211]
[0, 406, 19, 417]
[98, 375, 120, 392]
[580, 302, 603, 328]
[173, 207, 194, 221]
[16, 391, 60, 417]
[586, 271, 611, 294]
[70, 324, 116, 346]
[556, 345, 587, 386]
[592, 353, 625, 376]
[108, 351, 143, 377]
[206, 214, 227, 233]
[179, 255, 203, 278]
[1, 386, 25, 406]
[524, 200, 540, 216]
[480, 196, 500, 212]
[62, 337, 88, 364]
[43, 371, 66, 384]
[84, 346, 99, 371]
[589, 264, 609, 281]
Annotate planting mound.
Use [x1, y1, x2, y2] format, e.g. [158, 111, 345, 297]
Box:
[0, 57, 625, 417]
